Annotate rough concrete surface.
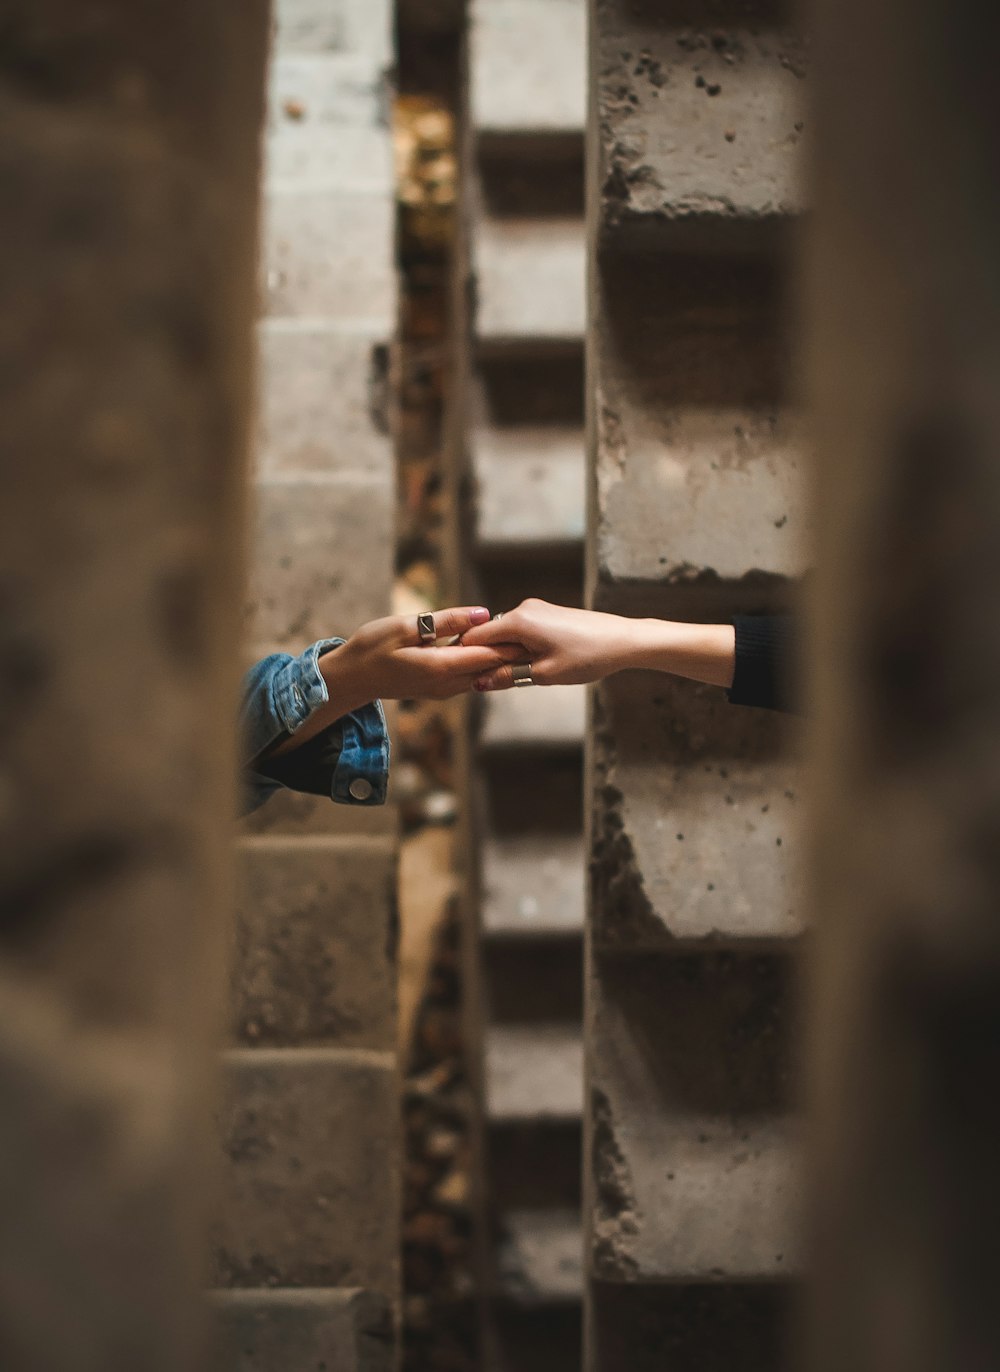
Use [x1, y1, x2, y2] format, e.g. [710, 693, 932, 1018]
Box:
[486, 1025, 585, 1121]
[231, 838, 396, 1050]
[213, 1049, 399, 1293]
[589, 954, 799, 1280]
[475, 425, 586, 545]
[266, 55, 392, 187]
[0, 1, 270, 1368]
[211, 1287, 394, 1372]
[595, 0, 805, 245]
[275, 0, 393, 63]
[256, 324, 392, 481]
[245, 477, 394, 650]
[592, 255, 807, 593]
[592, 674, 801, 945]
[472, 0, 586, 136]
[476, 214, 586, 341]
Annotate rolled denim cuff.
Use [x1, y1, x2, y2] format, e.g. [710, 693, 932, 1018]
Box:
[270, 637, 345, 735]
[330, 699, 391, 806]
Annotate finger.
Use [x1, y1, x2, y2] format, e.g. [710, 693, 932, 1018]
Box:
[472, 663, 518, 693]
[454, 615, 523, 648]
[398, 644, 523, 675]
[416, 605, 492, 644]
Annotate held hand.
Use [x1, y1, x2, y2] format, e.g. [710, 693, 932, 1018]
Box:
[459, 599, 642, 691]
[332, 606, 521, 704]
[269, 606, 522, 758]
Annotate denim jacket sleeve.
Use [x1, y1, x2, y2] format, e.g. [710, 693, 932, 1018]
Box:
[239, 637, 390, 816]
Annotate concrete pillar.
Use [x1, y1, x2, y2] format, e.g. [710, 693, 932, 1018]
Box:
[216, 1, 401, 1368]
[0, 3, 269, 1370]
[448, 3, 588, 1366]
[807, 0, 1000, 1368]
[585, 1, 807, 1367]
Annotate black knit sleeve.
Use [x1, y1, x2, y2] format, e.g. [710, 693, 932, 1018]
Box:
[727, 616, 797, 713]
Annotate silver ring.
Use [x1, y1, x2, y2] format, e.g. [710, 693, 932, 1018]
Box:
[417, 613, 437, 645]
[492, 611, 504, 622]
[511, 663, 534, 688]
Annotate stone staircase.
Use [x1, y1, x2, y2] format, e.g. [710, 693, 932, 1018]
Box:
[216, 2, 401, 1368]
[452, 1, 589, 1366]
[584, 1, 808, 1367]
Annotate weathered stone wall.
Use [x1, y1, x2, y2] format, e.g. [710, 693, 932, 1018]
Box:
[450, 2, 588, 1367]
[0, 2, 269, 1369]
[585, 1, 807, 1366]
[214, 2, 402, 1368]
[806, 0, 1000, 1367]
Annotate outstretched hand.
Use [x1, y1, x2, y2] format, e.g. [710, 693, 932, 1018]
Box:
[459, 599, 642, 691]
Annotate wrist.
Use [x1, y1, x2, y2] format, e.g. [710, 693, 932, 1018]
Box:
[630, 619, 736, 688]
[319, 639, 379, 716]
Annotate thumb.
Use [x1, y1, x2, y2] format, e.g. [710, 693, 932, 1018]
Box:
[428, 605, 492, 640]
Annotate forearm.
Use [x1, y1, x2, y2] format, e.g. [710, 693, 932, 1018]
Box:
[623, 618, 737, 689]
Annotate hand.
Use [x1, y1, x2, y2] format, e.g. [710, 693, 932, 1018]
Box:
[331, 605, 520, 704]
[459, 599, 642, 690]
[268, 606, 521, 757]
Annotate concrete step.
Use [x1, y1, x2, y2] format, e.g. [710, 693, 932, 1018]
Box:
[471, 0, 585, 140]
[246, 477, 393, 651]
[595, 6, 805, 251]
[213, 1048, 397, 1292]
[590, 954, 799, 1282]
[474, 426, 585, 547]
[479, 684, 586, 750]
[497, 1208, 583, 1303]
[475, 214, 585, 344]
[232, 837, 395, 1050]
[256, 323, 392, 483]
[485, 1025, 584, 1122]
[275, 0, 392, 65]
[591, 674, 801, 948]
[266, 55, 393, 188]
[482, 833, 585, 937]
[591, 256, 808, 600]
[211, 1288, 393, 1372]
[590, 1112, 800, 1282]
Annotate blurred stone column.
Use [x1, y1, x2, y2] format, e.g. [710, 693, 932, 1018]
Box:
[807, 1, 1000, 1369]
[0, 4, 269, 1371]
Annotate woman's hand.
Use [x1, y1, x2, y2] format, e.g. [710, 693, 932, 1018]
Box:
[460, 599, 644, 689]
[269, 606, 520, 756]
[330, 606, 519, 704]
[460, 599, 737, 693]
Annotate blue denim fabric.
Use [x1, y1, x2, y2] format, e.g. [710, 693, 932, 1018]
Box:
[239, 637, 389, 815]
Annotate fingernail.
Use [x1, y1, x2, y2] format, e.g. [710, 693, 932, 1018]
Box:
[469, 607, 490, 624]
[474, 677, 491, 692]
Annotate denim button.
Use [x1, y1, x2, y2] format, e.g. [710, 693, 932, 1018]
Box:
[349, 777, 374, 802]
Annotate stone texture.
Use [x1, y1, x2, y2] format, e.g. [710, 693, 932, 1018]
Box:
[256, 324, 391, 480]
[476, 214, 585, 341]
[245, 478, 393, 649]
[595, 2, 805, 249]
[589, 955, 800, 1280]
[475, 426, 585, 545]
[592, 256, 807, 597]
[592, 674, 801, 947]
[486, 1025, 584, 1121]
[0, 3, 270, 1371]
[480, 685, 587, 749]
[263, 189, 395, 322]
[482, 834, 585, 936]
[231, 838, 396, 1049]
[498, 1209, 583, 1301]
[275, 0, 393, 62]
[266, 56, 392, 187]
[213, 1049, 398, 1293]
[211, 1288, 394, 1372]
[471, 0, 586, 137]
